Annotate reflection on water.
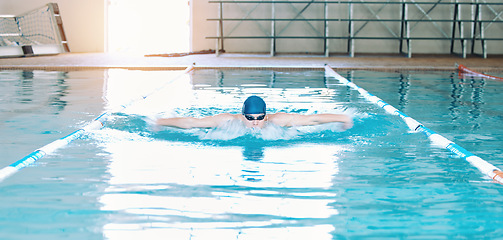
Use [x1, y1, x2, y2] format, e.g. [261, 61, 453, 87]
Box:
[447, 74, 486, 130]
[0, 69, 107, 240]
[96, 127, 342, 239]
[5, 68, 503, 239]
[397, 73, 410, 111]
[242, 142, 265, 161]
[0, 70, 105, 167]
[98, 70, 348, 239]
[1, 70, 69, 115]
[96, 69, 503, 239]
[346, 70, 499, 134]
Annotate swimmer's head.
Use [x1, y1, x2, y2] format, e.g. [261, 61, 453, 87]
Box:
[242, 95, 266, 115]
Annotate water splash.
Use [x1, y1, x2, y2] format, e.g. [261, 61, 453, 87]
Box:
[198, 119, 348, 141]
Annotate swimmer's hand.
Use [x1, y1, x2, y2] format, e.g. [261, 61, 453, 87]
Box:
[343, 116, 353, 130]
[493, 170, 503, 183]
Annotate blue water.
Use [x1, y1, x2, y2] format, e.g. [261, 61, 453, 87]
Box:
[0, 68, 502, 239]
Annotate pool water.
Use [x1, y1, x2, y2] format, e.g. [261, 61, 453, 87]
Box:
[0, 68, 502, 239]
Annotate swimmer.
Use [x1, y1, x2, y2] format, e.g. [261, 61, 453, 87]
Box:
[156, 95, 353, 129]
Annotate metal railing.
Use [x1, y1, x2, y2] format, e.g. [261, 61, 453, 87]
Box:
[207, 0, 503, 58]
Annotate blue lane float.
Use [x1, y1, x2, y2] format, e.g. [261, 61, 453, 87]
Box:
[0, 65, 195, 183]
[324, 65, 503, 184]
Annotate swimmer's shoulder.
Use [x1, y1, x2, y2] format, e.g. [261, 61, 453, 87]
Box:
[212, 113, 242, 121]
[267, 112, 296, 126]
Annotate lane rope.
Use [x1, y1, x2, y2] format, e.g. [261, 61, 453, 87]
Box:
[457, 64, 503, 81]
[0, 65, 195, 183]
[324, 65, 503, 184]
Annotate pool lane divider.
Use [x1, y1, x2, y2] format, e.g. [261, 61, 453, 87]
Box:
[0, 65, 195, 183]
[324, 65, 503, 184]
[457, 64, 503, 81]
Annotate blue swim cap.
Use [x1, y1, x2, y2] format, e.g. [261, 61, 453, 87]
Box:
[242, 96, 266, 115]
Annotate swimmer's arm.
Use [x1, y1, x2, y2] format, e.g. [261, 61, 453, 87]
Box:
[156, 113, 235, 129]
[271, 113, 353, 129]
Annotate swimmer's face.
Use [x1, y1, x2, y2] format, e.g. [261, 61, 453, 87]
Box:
[243, 113, 267, 128]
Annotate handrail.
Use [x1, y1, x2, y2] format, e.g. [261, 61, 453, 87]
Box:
[208, 0, 503, 58]
[207, 36, 503, 40]
[208, 18, 503, 23]
[209, 1, 503, 5]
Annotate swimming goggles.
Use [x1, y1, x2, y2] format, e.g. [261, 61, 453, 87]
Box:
[244, 114, 266, 121]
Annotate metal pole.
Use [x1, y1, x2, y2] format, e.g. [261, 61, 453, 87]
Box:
[217, 1, 224, 56]
[348, 1, 354, 57]
[471, 1, 479, 55]
[271, 0, 276, 56]
[480, 3, 486, 58]
[399, 0, 406, 55]
[460, 0, 466, 58]
[450, 2, 458, 55]
[324, 0, 329, 57]
[405, 1, 411, 58]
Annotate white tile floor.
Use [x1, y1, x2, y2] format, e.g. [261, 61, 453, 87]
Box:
[0, 52, 501, 71]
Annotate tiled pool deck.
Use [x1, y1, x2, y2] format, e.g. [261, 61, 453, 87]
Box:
[0, 53, 501, 71]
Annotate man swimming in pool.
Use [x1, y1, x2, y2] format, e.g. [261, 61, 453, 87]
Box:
[156, 95, 353, 129]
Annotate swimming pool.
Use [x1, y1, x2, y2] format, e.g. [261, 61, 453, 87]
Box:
[1, 68, 502, 239]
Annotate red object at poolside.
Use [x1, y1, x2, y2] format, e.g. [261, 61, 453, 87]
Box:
[457, 64, 503, 81]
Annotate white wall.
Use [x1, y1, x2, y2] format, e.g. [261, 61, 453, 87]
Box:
[190, 0, 218, 52]
[1, 0, 500, 55]
[0, 0, 105, 53]
[107, 0, 189, 55]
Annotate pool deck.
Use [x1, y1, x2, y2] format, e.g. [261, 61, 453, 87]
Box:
[0, 52, 502, 71]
